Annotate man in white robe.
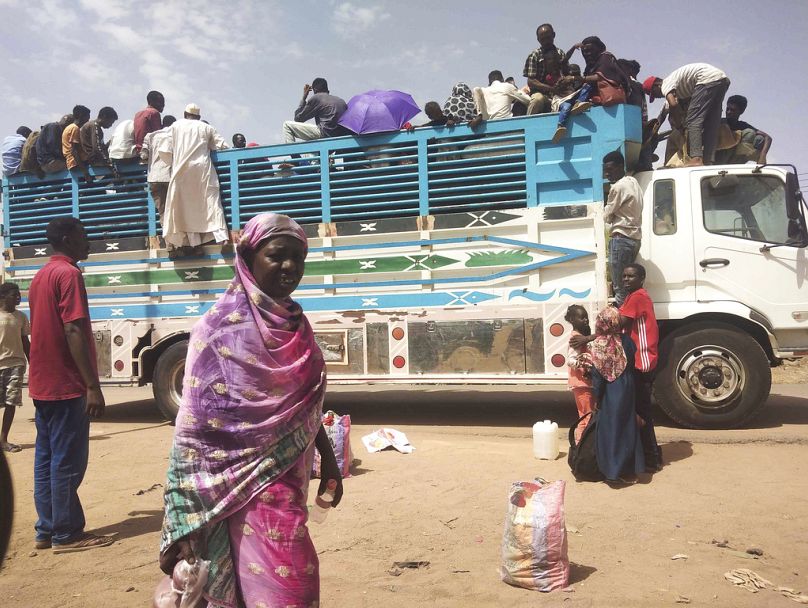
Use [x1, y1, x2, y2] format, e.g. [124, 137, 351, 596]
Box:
[160, 103, 229, 253]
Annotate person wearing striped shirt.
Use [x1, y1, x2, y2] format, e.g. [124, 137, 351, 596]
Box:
[619, 263, 662, 471]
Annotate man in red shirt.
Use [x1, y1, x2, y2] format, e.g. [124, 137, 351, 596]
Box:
[28, 217, 113, 553]
[133, 90, 165, 153]
[619, 263, 662, 471]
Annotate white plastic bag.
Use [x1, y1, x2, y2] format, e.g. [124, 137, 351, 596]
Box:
[153, 559, 210, 608]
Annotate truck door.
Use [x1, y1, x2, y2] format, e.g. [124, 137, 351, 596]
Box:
[691, 169, 808, 346]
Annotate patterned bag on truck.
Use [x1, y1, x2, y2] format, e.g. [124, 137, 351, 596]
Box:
[501, 479, 569, 592]
[312, 410, 354, 478]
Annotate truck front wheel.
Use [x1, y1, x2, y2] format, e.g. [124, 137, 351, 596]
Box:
[654, 322, 770, 429]
[152, 340, 188, 420]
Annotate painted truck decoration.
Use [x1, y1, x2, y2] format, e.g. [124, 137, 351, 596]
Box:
[3, 105, 807, 429]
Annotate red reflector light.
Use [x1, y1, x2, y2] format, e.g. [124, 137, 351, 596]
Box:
[392, 356, 406, 369]
[114, 360, 124, 371]
[550, 354, 566, 368]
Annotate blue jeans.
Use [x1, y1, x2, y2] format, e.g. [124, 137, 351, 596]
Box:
[558, 83, 594, 127]
[609, 235, 641, 306]
[33, 396, 89, 544]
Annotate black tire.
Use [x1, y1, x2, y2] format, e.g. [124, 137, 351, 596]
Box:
[655, 322, 771, 429]
[152, 340, 188, 421]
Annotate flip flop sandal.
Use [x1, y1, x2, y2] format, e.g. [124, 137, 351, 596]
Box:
[1, 442, 22, 453]
[52, 533, 116, 554]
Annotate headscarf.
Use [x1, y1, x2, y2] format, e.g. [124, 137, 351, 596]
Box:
[160, 212, 325, 604]
[443, 82, 477, 122]
[589, 306, 628, 382]
[581, 36, 629, 91]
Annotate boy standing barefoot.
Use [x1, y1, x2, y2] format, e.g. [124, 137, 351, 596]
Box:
[0, 283, 30, 453]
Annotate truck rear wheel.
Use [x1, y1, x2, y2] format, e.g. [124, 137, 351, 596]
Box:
[152, 340, 188, 420]
[655, 322, 770, 429]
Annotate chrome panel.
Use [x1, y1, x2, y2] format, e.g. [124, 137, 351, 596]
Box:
[316, 329, 365, 374]
[524, 318, 545, 374]
[94, 330, 112, 377]
[366, 323, 390, 375]
[408, 319, 526, 374]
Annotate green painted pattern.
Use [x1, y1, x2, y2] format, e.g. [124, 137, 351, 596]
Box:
[14, 251, 534, 291]
[306, 254, 457, 275]
[84, 266, 235, 287]
[465, 250, 532, 268]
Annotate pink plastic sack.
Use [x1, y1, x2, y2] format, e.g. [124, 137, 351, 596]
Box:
[312, 410, 354, 478]
[501, 479, 569, 592]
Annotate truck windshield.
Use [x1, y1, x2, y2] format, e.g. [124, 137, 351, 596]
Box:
[701, 175, 789, 244]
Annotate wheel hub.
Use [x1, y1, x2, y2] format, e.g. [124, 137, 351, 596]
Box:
[677, 348, 744, 408]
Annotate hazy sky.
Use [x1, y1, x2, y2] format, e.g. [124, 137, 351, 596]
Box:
[1, 0, 806, 183]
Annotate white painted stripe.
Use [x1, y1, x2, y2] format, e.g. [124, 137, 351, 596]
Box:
[637, 316, 650, 372]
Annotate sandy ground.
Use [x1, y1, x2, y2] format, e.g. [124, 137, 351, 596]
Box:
[1, 381, 807, 608]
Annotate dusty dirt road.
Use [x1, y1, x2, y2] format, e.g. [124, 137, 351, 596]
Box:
[1, 381, 807, 608]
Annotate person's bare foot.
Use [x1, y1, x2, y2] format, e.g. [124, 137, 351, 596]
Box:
[685, 157, 704, 167]
[1, 441, 21, 453]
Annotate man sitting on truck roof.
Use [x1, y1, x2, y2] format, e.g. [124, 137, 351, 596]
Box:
[715, 95, 773, 164]
[602, 149, 643, 307]
[282, 77, 348, 144]
[1, 126, 32, 177]
[469, 70, 531, 127]
[62, 105, 93, 183]
[80, 106, 118, 176]
[523, 23, 570, 115]
[643, 63, 730, 166]
[36, 114, 73, 174]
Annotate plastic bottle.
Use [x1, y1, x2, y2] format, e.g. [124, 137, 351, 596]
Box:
[532, 419, 560, 460]
[309, 479, 337, 524]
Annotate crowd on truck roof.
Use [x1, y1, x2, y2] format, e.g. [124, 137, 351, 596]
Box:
[1, 23, 774, 259]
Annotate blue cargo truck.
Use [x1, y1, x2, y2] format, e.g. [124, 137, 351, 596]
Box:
[3, 105, 807, 427]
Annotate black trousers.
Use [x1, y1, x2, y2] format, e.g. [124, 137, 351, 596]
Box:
[634, 369, 661, 468]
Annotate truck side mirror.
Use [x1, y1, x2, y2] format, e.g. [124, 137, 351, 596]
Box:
[785, 172, 808, 246]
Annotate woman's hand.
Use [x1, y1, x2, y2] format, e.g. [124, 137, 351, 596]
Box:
[176, 538, 195, 564]
[318, 457, 344, 507]
[315, 425, 344, 507]
[159, 536, 196, 574]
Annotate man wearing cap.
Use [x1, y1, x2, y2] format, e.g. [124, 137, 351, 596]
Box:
[161, 103, 229, 255]
[643, 63, 730, 166]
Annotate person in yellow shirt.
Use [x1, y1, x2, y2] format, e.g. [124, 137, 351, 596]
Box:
[62, 105, 92, 183]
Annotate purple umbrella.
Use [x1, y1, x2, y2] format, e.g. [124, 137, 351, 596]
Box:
[338, 90, 421, 135]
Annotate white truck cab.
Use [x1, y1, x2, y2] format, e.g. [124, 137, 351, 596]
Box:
[637, 164, 808, 427]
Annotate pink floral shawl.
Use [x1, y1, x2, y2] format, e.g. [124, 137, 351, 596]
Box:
[160, 213, 325, 606]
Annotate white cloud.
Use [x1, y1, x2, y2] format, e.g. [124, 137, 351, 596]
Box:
[95, 23, 141, 52]
[26, 0, 80, 30]
[79, 0, 131, 19]
[332, 2, 390, 38]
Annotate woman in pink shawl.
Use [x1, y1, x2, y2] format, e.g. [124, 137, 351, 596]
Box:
[159, 213, 343, 608]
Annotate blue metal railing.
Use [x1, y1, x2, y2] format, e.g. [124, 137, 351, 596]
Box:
[1, 105, 641, 247]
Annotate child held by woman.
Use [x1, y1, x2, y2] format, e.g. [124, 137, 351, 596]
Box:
[565, 305, 595, 443]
